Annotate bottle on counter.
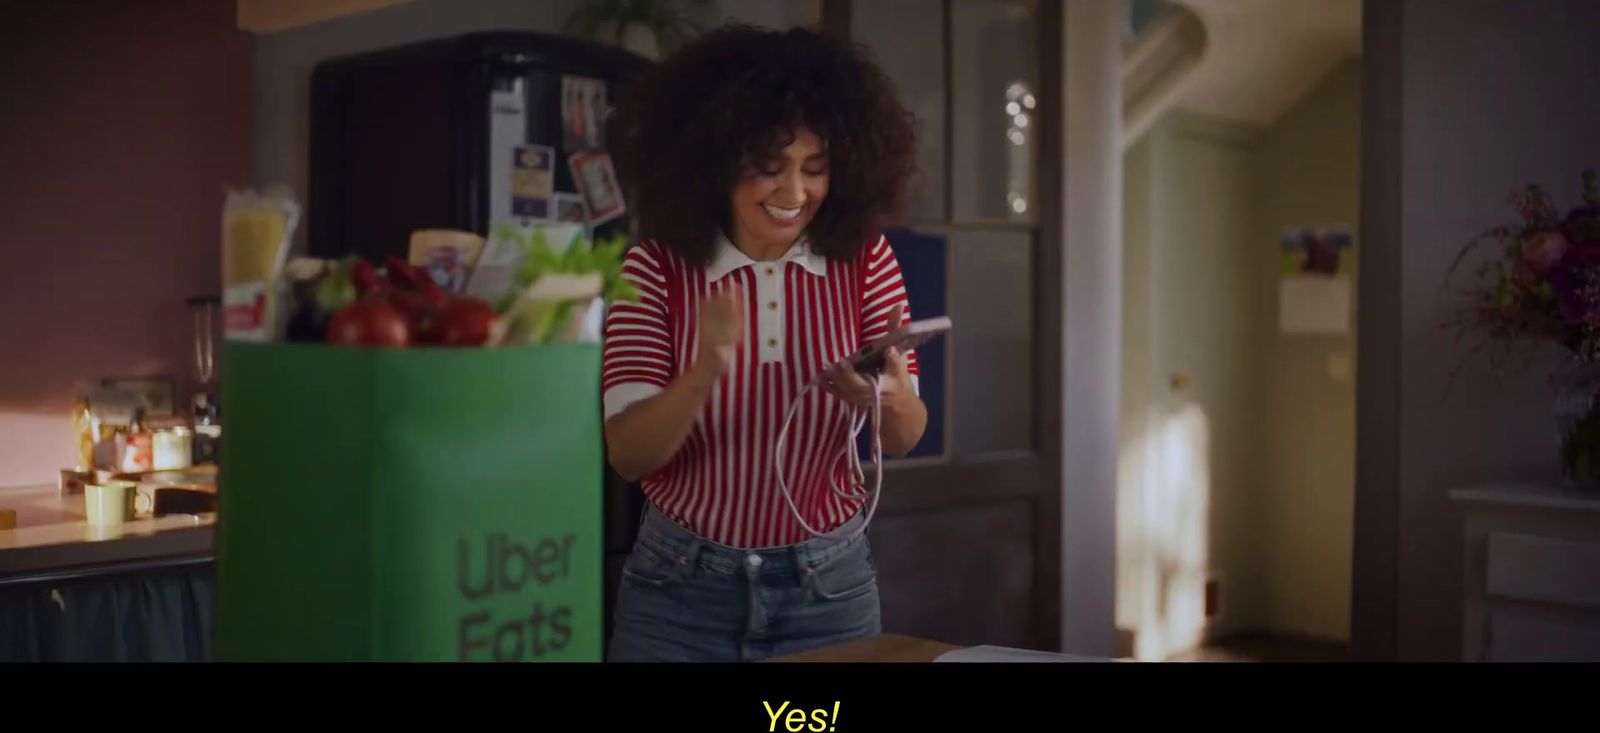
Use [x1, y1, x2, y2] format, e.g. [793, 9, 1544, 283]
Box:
[70, 396, 96, 471]
[191, 393, 222, 466]
[120, 407, 153, 474]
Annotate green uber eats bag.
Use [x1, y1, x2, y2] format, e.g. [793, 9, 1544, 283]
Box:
[214, 341, 602, 661]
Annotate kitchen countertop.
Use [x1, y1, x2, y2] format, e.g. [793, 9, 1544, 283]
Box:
[0, 483, 215, 583]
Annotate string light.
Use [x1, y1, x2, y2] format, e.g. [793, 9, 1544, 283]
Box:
[1005, 81, 1034, 219]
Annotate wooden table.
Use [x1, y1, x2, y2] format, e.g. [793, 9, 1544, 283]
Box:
[770, 633, 961, 662]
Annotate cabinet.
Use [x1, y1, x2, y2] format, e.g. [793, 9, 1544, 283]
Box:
[0, 559, 214, 662]
[1, 485, 217, 662]
[1451, 484, 1600, 662]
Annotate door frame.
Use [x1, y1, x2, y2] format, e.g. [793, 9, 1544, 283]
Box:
[818, 0, 1066, 651]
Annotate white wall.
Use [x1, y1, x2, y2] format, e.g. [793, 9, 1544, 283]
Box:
[1120, 60, 1363, 654]
[1255, 59, 1360, 642]
[1060, 0, 1123, 658]
[1357, 0, 1600, 661]
[1117, 130, 1156, 638]
[1119, 111, 1266, 658]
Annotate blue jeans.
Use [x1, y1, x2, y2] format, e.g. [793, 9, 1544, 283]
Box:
[606, 503, 883, 662]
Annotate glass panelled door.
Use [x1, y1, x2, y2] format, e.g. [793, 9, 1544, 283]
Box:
[834, 0, 1061, 649]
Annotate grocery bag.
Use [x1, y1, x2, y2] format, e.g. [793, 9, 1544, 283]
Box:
[214, 341, 602, 661]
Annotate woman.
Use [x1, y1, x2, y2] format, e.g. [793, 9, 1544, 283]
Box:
[601, 23, 927, 662]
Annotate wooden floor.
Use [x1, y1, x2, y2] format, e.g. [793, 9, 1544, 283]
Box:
[1168, 633, 1350, 662]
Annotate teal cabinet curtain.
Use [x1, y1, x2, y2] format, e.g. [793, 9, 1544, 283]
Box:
[0, 563, 214, 662]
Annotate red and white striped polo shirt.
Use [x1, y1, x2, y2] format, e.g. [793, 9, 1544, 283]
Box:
[601, 232, 920, 548]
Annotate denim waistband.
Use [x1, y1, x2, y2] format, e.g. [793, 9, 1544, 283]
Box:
[634, 502, 867, 578]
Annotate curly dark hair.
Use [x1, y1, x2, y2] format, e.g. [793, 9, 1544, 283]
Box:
[612, 23, 919, 267]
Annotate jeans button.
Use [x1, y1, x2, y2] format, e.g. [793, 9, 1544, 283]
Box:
[746, 554, 763, 570]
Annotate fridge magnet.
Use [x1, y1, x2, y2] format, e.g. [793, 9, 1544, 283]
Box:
[569, 151, 627, 226]
[511, 144, 555, 218]
[553, 192, 588, 225]
[561, 75, 607, 152]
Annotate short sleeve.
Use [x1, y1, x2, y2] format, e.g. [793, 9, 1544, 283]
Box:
[602, 242, 674, 419]
[859, 235, 921, 395]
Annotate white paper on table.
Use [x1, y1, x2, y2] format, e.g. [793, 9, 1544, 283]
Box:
[1279, 275, 1351, 334]
[933, 645, 1120, 663]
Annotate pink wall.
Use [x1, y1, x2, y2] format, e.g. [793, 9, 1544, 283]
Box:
[0, 1, 250, 487]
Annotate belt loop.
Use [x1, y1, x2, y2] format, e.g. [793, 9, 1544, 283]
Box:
[791, 542, 812, 582]
[682, 539, 703, 577]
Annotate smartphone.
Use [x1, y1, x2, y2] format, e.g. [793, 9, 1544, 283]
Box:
[847, 316, 952, 374]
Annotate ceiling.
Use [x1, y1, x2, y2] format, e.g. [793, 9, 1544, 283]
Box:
[1169, 0, 1362, 126]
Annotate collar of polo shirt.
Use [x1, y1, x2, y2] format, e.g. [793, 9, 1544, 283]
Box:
[705, 230, 827, 366]
[704, 230, 828, 283]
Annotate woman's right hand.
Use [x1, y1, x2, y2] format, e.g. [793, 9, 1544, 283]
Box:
[696, 291, 744, 376]
[605, 291, 743, 481]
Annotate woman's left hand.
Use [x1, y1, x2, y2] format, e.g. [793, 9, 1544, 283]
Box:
[821, 346, 913, 410]
[822, 304, 915, 410]
[822, 304, 928, 456]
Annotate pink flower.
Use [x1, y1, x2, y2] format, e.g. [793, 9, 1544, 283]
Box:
[1523, 230, 1570, 273]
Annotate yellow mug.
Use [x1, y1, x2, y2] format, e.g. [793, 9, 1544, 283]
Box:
[85, 481, 138, 525]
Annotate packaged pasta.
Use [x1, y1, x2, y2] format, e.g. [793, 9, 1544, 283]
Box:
[222, 187, 299, 341]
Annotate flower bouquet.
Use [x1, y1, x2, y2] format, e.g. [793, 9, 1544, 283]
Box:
[1446, 170, 1600, 485]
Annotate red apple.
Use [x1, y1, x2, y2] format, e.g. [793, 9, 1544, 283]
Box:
[432, 298, 499, 347]
[326, 301, 411, 348]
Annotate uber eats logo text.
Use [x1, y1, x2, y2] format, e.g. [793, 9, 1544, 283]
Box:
[456, 533, 576, 661]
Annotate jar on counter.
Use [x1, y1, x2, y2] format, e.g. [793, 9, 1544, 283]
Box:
[151, 426, 193, 471]
[119, 432, 153, 473]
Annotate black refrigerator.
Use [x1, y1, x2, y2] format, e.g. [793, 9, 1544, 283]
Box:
[308, 30, 652, 260]
[306, 31, 655, 652]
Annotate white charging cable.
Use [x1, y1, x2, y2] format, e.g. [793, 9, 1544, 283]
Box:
[773, 369, 885, 542]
